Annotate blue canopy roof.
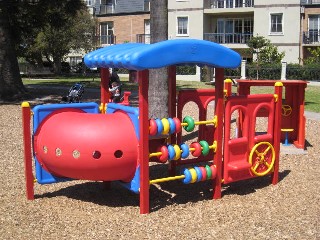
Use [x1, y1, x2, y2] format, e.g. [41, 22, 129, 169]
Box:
[84, 39, 241, 70]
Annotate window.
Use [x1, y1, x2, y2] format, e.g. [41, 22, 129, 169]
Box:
[100, 22, 114, 44]
[177, 16, 189, 36]
[144, 0, 150, 11]
[144, 19, 150, 44]
[270, 13, 283, 34]
[85, 0, 93, 6]
[309, 15, 320, 43]
[69, 57, 82, 67]
[216, 18, 253, 43]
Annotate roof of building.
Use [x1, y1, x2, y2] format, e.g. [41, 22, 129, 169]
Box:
[84, 39, 241, 70]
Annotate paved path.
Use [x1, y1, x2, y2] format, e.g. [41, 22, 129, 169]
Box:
[305, 111, 320, 121]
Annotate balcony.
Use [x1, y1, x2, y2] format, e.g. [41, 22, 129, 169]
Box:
[301, 0, 320, 5]
[204, 0, 254, 9]
[96, 35, 116, 46]
[136, 34, 150, 44]
[303, 31, 320, 44]
[204, 32, 253, 45]
[99, 4, 115, 15]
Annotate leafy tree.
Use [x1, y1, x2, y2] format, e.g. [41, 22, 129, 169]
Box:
[247, 35, 285, 64]
[247, 35, 284, 79]
[0, 0, 87, 101]
[149, 0, 168, 118]
[303, 47, 320, 65]
[29, 9, 95, 74]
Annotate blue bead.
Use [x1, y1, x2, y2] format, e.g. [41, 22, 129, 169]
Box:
[183, 168, 192, 184]
[155, 118, 163, 135]
[167, 118, 176, 134]
[194, 167, 202, 182]
[167, 144, 175, 160]
[180, 143, 189, 158]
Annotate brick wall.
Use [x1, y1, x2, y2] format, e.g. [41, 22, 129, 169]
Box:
[98, 14, 150, 43]
[302, 8, 320, 32]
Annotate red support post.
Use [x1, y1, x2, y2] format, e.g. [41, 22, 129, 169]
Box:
[138, 69, 150, 214]
[100, 68, 110, 113]
[21, 102, 34, 200]
[272, 82, 283, 185]
[295, 85, 306, 149]
[213, 68, 224, 199]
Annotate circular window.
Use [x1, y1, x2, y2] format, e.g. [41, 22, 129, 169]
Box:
[114, 150, 123, 158]
[92, 151, 101, 159]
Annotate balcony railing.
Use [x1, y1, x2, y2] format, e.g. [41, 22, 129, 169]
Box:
[303, 31, 320, 44]
[301, 0, 320, 5]
[99, 4, 115, 15]
[95, 35, 116, 46]
[136, 34, 150, 44]
[204, 0, 254, 9]
[204, 32, 253, 44]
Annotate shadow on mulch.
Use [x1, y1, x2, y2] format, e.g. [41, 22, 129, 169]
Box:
[34, 168, 290, 212]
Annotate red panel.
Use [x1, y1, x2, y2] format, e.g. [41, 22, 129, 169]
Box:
[223, 94, 276, 184]
[237, 80, 306, 149]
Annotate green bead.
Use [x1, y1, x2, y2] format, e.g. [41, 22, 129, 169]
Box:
[183, 116, 195, 132]
[199, 140, 210, 156]
[205, 165, 212, 180]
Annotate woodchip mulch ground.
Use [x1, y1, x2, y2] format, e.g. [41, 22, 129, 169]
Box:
[0, 86, 319, 239]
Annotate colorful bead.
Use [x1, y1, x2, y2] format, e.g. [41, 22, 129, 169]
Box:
[194, 167, 202, 182]
[167, 118, 176, 134]
[173, 144, 181, 160]
[183, 168, 192, 184]
[173, 117, 182, 133]
[189, 168, 197, 183]
[161, 118, 170, 135]
[205, 165, 212, 180]
[167, 144, 175, 160]
[199, 166, 207, 181]
[183, 116, 195, 132]
[180, 143, 189, 159]
[199, 140, 210, 156]
[210, 165, 217, 179]
[155, 118, 163, 135]
[158, 145, 168, 163]
[149, 119, 157, 136]
[190, 142, 202, 157]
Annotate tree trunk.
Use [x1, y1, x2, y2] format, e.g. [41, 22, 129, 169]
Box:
[149, 0, 168, 118]
[0, 12, 27, 101]
[53, 56, 62, 75]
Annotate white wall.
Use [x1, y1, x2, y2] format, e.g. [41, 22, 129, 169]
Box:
[168, 0, 204, 40]
[254, 0, 301, 63]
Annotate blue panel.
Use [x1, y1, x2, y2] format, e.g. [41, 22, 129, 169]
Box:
[32, 102, 100, 184]
[106, 103, 140, 139]
[84, 39, 241, 70]
[117, 166, 140, 194]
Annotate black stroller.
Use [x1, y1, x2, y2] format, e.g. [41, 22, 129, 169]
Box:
[61, 83, 85, 103]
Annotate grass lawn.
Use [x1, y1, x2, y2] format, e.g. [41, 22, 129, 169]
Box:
[23, 77, 320, 113]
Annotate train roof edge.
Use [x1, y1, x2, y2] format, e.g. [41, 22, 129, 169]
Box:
[84, 39, 241, 70]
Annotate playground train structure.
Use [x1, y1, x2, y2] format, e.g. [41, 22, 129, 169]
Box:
[22, 39, 307, 214]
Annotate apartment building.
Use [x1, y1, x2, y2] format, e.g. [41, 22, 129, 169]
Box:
[168, 0, 304, 64]
[66, 0, 151, 68]
[301, 0, 320, 61]
[93, 0, 150, 45]
[253, 0, 301, 63]
[68, 1, 319, 68]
